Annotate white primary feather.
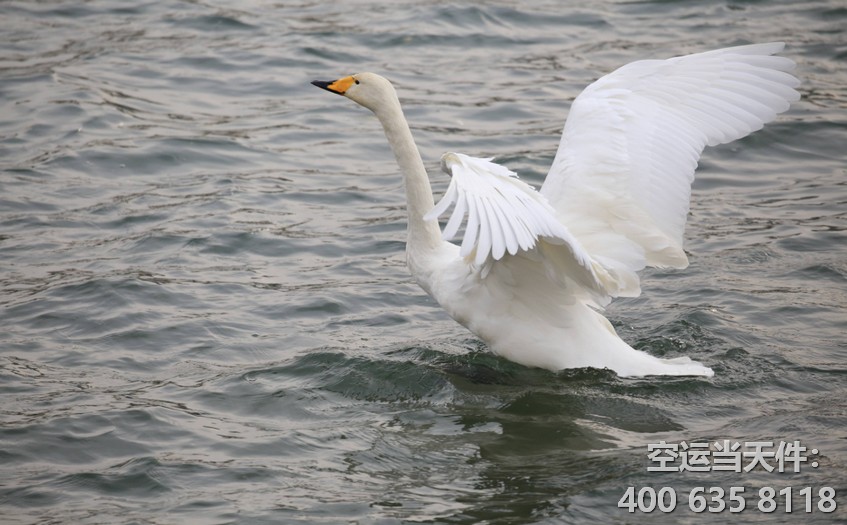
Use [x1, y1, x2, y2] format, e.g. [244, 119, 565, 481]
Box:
[540, 42, 800, 296]
[424, 152, 608, 301]
[425, 153, 590, 267]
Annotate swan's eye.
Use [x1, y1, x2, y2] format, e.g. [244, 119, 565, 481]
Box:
[354, 79, 360, 85]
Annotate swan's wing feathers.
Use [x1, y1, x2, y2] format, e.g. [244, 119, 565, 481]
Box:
[541, 42, 800, 296]
[425, 153, 600, 286]
[427, 153, 557, 263]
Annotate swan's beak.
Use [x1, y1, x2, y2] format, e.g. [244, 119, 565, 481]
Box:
[311, 76, 355, 95]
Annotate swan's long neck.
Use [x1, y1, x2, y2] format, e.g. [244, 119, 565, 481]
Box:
[374, 98, 443, 256]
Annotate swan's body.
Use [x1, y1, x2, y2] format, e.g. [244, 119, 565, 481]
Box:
[312, 43, 800, 377]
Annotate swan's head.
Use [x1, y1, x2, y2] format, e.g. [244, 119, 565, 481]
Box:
[311, 72, 397, 114]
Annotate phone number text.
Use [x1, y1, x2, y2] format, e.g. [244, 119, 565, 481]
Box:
[618, 486, 837, 514]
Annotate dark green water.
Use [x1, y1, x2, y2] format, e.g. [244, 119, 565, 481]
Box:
[1, 1, 845, 523]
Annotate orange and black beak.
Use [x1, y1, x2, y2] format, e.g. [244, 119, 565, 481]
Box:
[311, 76, 355, 95]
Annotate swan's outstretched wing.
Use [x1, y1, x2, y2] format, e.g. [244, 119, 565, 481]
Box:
[425, 153, 572, 264]
[424, 152, 607, 295]
[540, 42, 800, 296]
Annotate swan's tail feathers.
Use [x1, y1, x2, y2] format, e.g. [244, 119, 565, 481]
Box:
[616, 349, 715, 377]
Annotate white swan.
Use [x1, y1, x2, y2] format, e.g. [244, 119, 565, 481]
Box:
[312, 43, 800, 377]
